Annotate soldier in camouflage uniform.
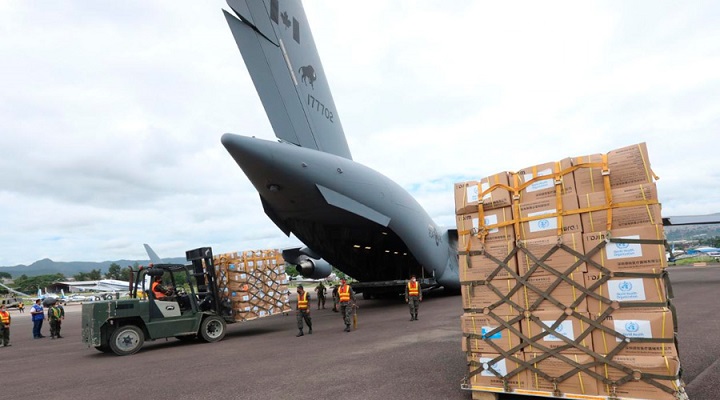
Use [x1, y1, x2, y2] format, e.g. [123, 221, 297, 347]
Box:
[337, 279, 356, 332]
[295, 285, 312, 337]
[405, 275, 422, 321]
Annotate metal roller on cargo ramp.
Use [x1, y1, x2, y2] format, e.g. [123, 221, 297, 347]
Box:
[81, 247, 290, 356]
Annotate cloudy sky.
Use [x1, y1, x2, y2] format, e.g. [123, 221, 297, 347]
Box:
[1, 1, 718, 266]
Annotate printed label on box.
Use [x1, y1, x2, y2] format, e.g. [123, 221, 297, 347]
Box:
[606, 235, 643, 260]
[528, 209, 558, 233]
[542, 320, 575, 341]
[608, 279, 647, 301]
[482, 215, 500, 234]
[481, 326, 502, 340]
[480, 181, 491, 200]
[467, 185, 479, 203]
[614, 319, 653, 341]
[480, 358, 508, 377]
[524, 168, 553, 192]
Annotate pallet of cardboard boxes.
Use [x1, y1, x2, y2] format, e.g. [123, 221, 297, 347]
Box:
[457, 143, 688, 400]
[213, 249, 292, 321]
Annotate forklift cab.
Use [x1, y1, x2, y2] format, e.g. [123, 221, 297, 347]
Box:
[139, 264, 197, 318]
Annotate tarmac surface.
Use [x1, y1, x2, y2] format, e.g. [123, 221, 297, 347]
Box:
[0, 265, 717, 400]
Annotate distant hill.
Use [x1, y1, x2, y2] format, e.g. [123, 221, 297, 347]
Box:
[665, 222, 720, 241]
[0, 257, 186, 278]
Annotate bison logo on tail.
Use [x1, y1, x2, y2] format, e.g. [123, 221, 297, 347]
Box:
[298, 65, 316, 89]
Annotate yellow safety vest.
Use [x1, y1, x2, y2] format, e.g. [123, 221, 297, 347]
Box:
[0, 311, 9, 324]
[297, 292, 309, 310]
[408, 281, 419, 297]
[338, 285, 351, 302]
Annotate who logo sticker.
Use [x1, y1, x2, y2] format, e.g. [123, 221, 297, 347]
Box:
[607, 278, 646, 301]
[613, 319, 652, 341]
[606, 235, 643, 260]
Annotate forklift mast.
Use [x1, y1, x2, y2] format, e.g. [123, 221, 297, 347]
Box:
[185, 247, 223, 315]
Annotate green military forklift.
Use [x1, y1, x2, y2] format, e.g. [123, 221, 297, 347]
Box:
[82, 247, 233, 356]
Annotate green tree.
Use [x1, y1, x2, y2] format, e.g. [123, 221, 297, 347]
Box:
[106, 263, 125, 280]
[0, 271, 11, 279]
[13, 273, 65, 294]
[87, 269, 102, 280]
[73, 272, 89, 281]
[285, 263, 299, 278]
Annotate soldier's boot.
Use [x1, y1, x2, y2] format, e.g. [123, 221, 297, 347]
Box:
[296, 330, 304, 337]
[410, 315, 414, 321]
[308, 327, 313, 335]
[344, 325, 351, 332]
[57, 335, 63, 338]
[414, 313, 418, 321]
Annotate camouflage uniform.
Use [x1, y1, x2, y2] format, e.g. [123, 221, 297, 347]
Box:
[337, 282, 355, 332]
[405, 279, 422, 321]
[295, 289, 312, 336]
[48, 303, 65, 338]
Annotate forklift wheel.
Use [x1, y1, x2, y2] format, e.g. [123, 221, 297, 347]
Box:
[199, 316, 226, 343]
[109, 325, 144, 356]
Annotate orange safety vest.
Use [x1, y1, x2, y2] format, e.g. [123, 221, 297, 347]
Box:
[338, 285, 351, 302]
[0, 311, 9, 324]
[297, 292, 309, 310]
[408, 281, 419, 297]
[151, 281, 166, 299]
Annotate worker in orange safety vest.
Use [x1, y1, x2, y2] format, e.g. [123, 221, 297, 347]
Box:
[0, 304, 11, 346]
[405, 275, 423, 321]
[295, 285, 312, 337]
[337, 279, 355, 332]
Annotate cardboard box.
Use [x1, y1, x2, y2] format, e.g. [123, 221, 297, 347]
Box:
[585, 271, 669, 314]
[480, 172, 513, 210]
[606, 142, 655, 188]
[457, 207, 515, 251]
[465, 352, 527, 391]
[521, 272, 587, 313]
[454, 180, 480, 215]
[515, 158, 575, 203]
[517, 194, 583, 240]
[461, 278, 523, 315]
[572, 153, 605, 196]
[524, 352, 600, 397]
[459, 241, 518, 282]
[583, 225, 667, 273]
[522, 312, 594, 354]
[591, 308, 677, 357]
[579, 183, 661, 231]
[596, 356, 682, 400]
[461, 313, 523, 353]
[517, 233, 586, 277]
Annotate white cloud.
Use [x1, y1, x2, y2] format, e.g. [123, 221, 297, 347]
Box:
[0, 0, 718, 265]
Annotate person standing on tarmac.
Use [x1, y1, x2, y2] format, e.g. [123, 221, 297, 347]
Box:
[18, 301, 24, 313]
[295, 285, 312, 337]
[0, 304, 11, 347]
[48, 301, 64, 339]
[314, 282, 327, 310]
[337, 279, 356, 332]
[405, 275, 422, 321]
[30, 299, 45, 339]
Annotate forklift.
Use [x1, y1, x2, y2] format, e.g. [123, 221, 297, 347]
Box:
[81, 247, 234, 356]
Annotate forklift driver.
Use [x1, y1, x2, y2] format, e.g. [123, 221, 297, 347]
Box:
[151, 276, 176, 301]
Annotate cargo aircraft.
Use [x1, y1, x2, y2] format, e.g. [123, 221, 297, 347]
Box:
[219, 0, 459, 294]
[218, 0, 718, 294]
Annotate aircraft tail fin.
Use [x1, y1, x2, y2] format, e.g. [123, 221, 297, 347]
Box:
[223, 0, 352, 159]
[143, 244, 163, 264]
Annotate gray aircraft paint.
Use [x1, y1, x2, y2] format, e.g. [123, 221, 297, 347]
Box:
[220, 0, 459, 289]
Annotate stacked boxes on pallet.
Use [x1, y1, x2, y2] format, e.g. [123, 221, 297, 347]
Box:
[214, 249, 292, 321]
[457, 143, 686, 399]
